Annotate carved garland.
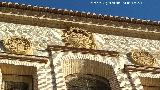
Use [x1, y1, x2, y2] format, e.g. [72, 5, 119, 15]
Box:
[62, 27, 96, 49]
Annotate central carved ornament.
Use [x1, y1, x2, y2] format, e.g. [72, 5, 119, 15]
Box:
[4, 36, 32, 55]
[130, 49, 156, 67]
[62, 27, 96, 49]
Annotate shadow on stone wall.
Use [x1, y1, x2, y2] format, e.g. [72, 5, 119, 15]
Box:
[0, 41, 6, 51]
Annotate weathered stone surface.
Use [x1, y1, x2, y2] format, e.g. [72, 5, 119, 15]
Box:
[94, 33, 160, 65]
[0, 22, 64, 56]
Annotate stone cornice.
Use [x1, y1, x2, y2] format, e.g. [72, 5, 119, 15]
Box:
[0, 2, 160, 26]
[124, 65, 160, 74]
[47, 45, 119, 57]
[1, 2, 160, 40]
[1, 12, 160, 40]
[0, 52, 48, 63]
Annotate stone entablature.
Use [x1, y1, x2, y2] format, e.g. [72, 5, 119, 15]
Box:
[0, 2, 160, 29]
[1, 6, 159, 33]
[0, 12, 160, 40]
[1, 2, 160, 40]
[1, 2, 160, 90]
[0, 21, 160, 68]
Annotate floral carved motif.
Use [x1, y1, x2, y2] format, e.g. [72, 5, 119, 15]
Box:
[130, 49, 156, 67]
[4, 36, 32, 55]
[62, 27, 96, 49]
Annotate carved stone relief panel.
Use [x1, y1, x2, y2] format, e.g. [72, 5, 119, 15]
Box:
[62, 27, 96, 49]
[4, 36, 32, 55]
[129, 49, 156, 67]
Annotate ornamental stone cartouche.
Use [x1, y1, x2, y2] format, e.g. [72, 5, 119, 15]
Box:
[130, 49, 156, 67]
[62, 27, 96, 49]
[4, 36, 32, 55]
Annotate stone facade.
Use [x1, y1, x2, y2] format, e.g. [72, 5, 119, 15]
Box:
[0, 2, 160, 90]
[0, 22, 64, 56]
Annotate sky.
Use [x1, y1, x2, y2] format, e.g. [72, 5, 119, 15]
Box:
[1, 0, 160, 21]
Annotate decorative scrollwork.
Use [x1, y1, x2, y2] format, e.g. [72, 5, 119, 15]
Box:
[130, 49, 156, 67]
[4, 36, 32, 55]
[62, 27, 96, 49]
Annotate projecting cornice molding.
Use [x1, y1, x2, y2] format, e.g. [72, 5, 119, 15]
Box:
[124, 65, 160, 74]
[1, 2, 160, 40]
[0, 2, 160, 26]
[0, 52, 48, 63]
[47, 45, 119, 57]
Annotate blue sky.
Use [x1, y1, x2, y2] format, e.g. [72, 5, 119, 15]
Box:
[1, 0, 160, 21]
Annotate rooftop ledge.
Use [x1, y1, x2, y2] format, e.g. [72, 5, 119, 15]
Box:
[1, 2, 160, 40]
[0, 2, 160, 26]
